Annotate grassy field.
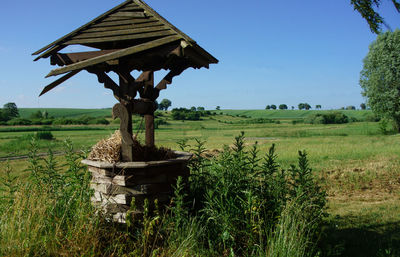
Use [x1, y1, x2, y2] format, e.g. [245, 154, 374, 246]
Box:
[1, 109, 399, 256]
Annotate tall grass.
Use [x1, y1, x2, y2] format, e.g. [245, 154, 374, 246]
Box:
[0, 134, 327, 256]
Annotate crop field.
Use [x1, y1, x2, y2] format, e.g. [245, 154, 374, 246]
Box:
[1, 109, 399, 256]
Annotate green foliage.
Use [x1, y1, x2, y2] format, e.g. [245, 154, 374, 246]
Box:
[350, 0, 400, 34]
[183, 132, 326, 256]
[305, 112, 349, 124]
[279, 104, 288, 110]
[360, 29, 400, 132]
[159, 98, 172, 111]
[3, 102, 19, 120]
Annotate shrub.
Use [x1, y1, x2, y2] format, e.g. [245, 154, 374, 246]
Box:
[305, 112, 349, 124]
[35, 131, 54, 140]
[7, 118, 32, 126]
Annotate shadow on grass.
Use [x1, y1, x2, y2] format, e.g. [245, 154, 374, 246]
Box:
[319, 220, 400, 257]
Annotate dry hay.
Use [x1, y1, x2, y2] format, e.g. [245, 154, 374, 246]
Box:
[88, 130, 177, 163]
[88, 130, 122, 163]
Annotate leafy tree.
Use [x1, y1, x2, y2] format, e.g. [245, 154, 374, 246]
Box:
[3, 102, 19, 119]
[265, 105, 271, 110]
[197, 107, 205, 111]
[346, 105, 356, 110]
[351, 0, 400, 34]
[298, 103, 305, 110]
[315, 105, 322, 110]
[270, 104, 277, 110]
[291, 106, 295, 110]
[279, 104, 288, 110]
[304, 103, 311, 110]
[360, 103, 367, 110]
[360, 30, 400, 131]
[190, 106, 197, 111]
[159, 99, 172, 111]
[216, 106, 220, 110]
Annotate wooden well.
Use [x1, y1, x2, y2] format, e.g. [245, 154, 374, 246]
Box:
[82, 151, 192, 223]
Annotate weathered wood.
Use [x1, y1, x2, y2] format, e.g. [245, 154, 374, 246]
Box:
[91, 17, 157, 28]
[87, 70, 121, 101]
[51, 50, 117, 66]
[74, 25, 167, 40]
[112, 103, 134, 162]
[145, 114, 155, 147]
[39, 70, 81, 96]
[84, 21, 161, 33]
[134, 0, 196, 44]
[65, 30, 176, 45]
[46, 35, 181, 77]
[32, 0, 131, 56]
[110, 12, 147, 18]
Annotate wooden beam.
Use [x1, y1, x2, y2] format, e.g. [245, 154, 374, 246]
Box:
[65, 30, 176, 45]
[34, 45, 66, 61]
[51, 50, 118, 66]
[109, 12, 147, 18]
[97, 17, 157, 27]
[74, 25, 167, 40]
[145, 114, 155, 147]
[134, 0, 196, 44]
[87, 69, 121, 101]
[84, 21, 161, 33]
[46, 35, 181, 77]
[32, 0, 132, 56]
[39, 70, 81, 96]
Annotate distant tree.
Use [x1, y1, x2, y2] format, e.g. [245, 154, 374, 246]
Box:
[360, 103, 366, 110]
[190, 106, 197, 111]
[279, 104, 288, 110]
[265, 105, 271, 110]
[350, 0, 400, 34]
[30, 110, 44, 119]
[346, 106, 356, 110]
[159, 99, 172, 111]
[291, 106, 295, 110]
[315, 105, 322, 110]
[216, 106, 221, 110]
[340, 107, 345, 110]
[271, 104, 277, 110]
[197, 107, 205, 111]
[3, 102, 19, 119]
[360, 30, 400, 131]
[298, 103, 305, 110]
[304, 103, 311, 110]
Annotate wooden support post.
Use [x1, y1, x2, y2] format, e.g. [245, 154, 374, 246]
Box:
[145, 114, 155, 147]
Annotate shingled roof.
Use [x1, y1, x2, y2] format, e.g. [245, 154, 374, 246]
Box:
[33, 0, 218, 80]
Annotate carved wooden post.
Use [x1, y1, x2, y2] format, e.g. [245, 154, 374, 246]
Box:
[118, 72, 134, 161]
[145, 113, 155, 147]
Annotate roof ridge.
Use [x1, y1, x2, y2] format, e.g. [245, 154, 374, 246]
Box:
[133, 0, 195, 44]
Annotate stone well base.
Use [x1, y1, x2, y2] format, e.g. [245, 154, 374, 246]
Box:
[81, 151, 192, 223]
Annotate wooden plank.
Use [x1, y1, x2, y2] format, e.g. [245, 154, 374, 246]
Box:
[83, 21, 161, 33]
[65, 30, 176, 45]
[34, 45, 66, 61]
[32, 0, 132, 56]
[74, 25, 167, 39]
[39, 70, 81, 96]
[119, 6, 144, 11]
[134, 0, 196, 44]
[91, 17, 157, 27]
[102, 16, 135, 22]
[110, 12, 147, 18]
[46, 35, 181, 77]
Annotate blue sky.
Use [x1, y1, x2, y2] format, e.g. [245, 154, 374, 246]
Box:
[0, 0, 399, 110]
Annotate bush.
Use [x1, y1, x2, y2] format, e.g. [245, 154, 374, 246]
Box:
[35, 131, 54, 140]
[7, 118, 32, 126]
[305, 112, 349, 124]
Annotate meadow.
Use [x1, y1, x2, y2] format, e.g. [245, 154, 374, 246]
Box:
[1, 108, 399, 256]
